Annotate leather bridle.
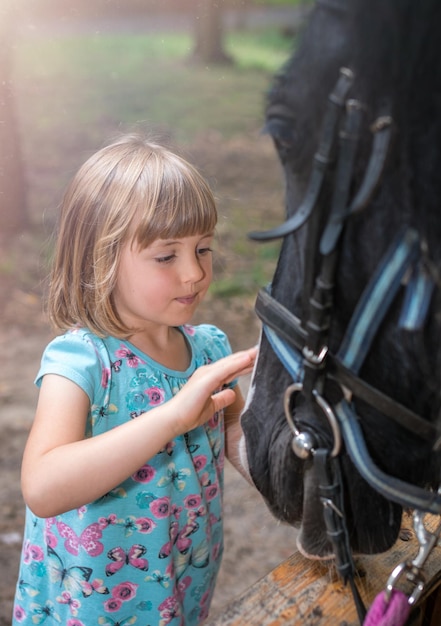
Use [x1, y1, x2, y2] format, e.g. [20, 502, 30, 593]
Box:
[250, 67, 441, 622]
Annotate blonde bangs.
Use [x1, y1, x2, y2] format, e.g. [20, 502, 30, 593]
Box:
[132, 154, 217, 249]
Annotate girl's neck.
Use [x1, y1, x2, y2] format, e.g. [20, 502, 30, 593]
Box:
[127, 326, 191, 371]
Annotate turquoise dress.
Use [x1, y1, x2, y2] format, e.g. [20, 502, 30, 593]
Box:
[13, 324, 234, 626]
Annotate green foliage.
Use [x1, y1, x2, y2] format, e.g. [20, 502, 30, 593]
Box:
[228, 28, 293, 71]
[14, 29, 292, 142]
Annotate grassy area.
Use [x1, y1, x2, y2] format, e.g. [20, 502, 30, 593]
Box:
[15, 28, 292, 139]
[12, 25, 291, 297]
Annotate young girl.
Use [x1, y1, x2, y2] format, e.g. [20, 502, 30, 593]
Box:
[12, 135, 256, 625]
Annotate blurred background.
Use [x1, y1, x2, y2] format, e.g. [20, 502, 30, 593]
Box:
[0, 1, 311, 622]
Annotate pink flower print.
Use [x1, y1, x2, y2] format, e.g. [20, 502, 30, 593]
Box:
[110, 581, 138, 602]
[150, 496, 171, 518]
[199, 590, 212, 621]
[208, 512, 218, 526]
[115, 345, 145, 368]
[164, 440, 175, 455]
[103, 596, 123, 612]
[23, 540, 44, 563]
[183, 324, 195, 336]
[67, 620, 85, 626]
[45, 530, 57, 548]
[212, 542, 222, 561]
[177, 576, 192, 600]
[13, 605, 26, 622]
[56, 591, 80, 616]
[44, 518, 58, 548]
[193, 454, 207, 472]
[208, 411, 220, 428]
[145, 386, 165, 406]
[204, 483, 219, 501]
[132, 464, 155, 483]
[101, 367, 110, 388]
[184, 494, 202, 509]
[136, 517, 157, 534]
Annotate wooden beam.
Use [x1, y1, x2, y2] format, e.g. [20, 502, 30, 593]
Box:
[207, 515, 441, 625]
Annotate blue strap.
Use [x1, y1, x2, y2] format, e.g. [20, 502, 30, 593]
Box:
[262, 324, 304, 383]
[335, 400, 441, 514]
[399, 263, 435, 331]
[338, 228, 420, 373]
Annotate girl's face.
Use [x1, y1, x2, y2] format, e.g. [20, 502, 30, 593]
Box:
[113, 232, 214, 333]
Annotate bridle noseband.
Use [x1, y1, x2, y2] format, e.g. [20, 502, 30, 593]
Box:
[251, 67, 441, 622]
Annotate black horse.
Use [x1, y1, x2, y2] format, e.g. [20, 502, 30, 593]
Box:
[239, 0, 441, 573]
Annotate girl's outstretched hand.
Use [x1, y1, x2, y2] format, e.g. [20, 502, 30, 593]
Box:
[168, 346, 257, 436]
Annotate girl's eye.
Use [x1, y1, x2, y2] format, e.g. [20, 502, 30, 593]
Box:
[155, 254, 176, 264]
[197, 247, 213, 256]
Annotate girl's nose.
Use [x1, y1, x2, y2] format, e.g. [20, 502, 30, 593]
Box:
[183, 256, 205, 283]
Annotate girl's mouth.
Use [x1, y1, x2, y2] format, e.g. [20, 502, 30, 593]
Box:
[175, 294, 197, 305]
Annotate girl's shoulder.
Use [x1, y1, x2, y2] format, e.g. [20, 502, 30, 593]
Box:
[39, 328, 111, 367]
[36, 328, 112, 400]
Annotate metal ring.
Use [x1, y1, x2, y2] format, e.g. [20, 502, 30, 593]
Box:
[283, 383, 342, 458]
[283, 383, 304, 437]
[385, 561, 425, 606]
[312, 389, 342, 458]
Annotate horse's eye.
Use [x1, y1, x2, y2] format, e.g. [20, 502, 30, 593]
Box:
[265, 117, 297, 157]
[266, 117, 296, 144]
[274, 135, 295, 151]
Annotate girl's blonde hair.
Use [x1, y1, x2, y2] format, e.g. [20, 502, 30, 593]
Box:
[48, 134, 217, 337]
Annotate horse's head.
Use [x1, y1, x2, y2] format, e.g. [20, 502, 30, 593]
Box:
[240, 0, 441, 561]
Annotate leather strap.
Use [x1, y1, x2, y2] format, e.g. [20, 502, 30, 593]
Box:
[255, 287, 441, 443]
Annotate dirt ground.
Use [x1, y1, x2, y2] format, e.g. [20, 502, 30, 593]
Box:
[0, 131, 299, 624]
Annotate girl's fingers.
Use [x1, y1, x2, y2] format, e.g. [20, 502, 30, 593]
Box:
[211, 387, 237, 413]
[217, 347, 257, 380]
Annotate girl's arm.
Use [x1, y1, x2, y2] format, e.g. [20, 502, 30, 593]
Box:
[21, 347, 257, 518]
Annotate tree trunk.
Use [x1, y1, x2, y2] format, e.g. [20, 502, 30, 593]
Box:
[192, 0, 233, 65]
[0, 2, 28, 238]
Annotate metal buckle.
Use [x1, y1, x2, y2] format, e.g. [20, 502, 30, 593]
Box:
[385, 510, 441, 605]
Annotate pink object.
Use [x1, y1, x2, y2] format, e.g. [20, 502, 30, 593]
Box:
[364, 590, 411, 626]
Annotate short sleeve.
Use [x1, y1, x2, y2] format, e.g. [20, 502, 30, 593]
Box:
[35, 330, 111, 404]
